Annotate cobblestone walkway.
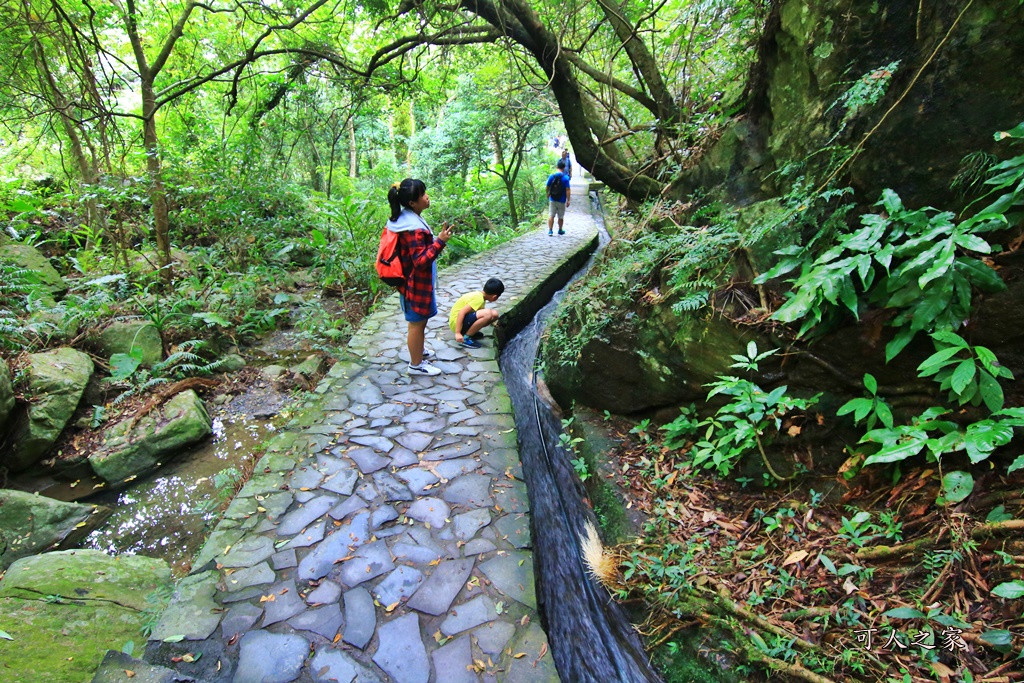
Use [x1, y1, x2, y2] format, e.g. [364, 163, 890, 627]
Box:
[105, 179, 600, 683]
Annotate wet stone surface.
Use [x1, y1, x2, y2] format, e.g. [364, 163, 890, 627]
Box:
[137, 182, 599, 683]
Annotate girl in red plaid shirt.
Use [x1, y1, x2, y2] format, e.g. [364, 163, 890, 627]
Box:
[387, 179, 453, 376]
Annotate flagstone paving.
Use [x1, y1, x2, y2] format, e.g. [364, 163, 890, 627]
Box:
[108, 179, 601, 683]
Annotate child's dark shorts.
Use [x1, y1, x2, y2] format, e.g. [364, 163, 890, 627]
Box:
[460, 310, 479, 335]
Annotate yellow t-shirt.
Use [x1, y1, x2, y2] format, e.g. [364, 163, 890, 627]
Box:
[449, 291, 485, 332]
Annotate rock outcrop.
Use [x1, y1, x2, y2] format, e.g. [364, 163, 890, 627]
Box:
[88, 389, 213, 484]
[0, 357, 13, 431]
[5, 347, 93, 472]
[0, 550, 171, 683]
[0, 241, 68, 294]
[0, 489, 111, 570]
[89, 319, 164, 367]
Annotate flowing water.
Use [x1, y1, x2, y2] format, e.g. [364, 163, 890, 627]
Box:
[80, 415, 271, 574]
[498, 195, 665, 683]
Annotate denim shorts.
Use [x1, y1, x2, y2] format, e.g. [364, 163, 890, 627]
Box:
[399, 293, 437, 323]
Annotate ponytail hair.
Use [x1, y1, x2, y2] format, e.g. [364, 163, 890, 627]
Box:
[388, 178, 427, 221]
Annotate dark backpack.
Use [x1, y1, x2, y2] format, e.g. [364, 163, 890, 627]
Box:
[548, 173, 563, 198]
[376, 227, 404, 286]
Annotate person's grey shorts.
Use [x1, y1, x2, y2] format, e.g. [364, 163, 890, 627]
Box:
[549, 201, 566, 219]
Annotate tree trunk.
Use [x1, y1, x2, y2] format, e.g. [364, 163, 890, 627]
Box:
[23, 1, 101, 229]
[348, 117, 357, 178]
[460, 0, 665, 201]
[141, 80, 172, 284]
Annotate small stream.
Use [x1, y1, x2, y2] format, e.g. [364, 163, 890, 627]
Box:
[498, 194, 665, 683]
[80, 415, 272, 574]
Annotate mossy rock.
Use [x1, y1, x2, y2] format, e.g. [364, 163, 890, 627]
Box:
[6, 347, 94, 472]
[0, 356, 14, 431]
[0, 242, 67, 294]
[0, 489, 112, 570]
[89, 390, 212, 484]
[89, 320, 164, 368]
[0, 550, 172, 683]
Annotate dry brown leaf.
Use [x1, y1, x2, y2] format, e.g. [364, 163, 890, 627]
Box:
[783, 550, 809, 567]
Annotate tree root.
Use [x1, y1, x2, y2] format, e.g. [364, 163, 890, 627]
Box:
[856, 520, 1024, 562]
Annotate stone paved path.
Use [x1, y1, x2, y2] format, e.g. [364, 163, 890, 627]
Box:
[112, 178, 601, 683]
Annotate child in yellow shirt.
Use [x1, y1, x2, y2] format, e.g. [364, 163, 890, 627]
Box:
[449, 278, 504, 348]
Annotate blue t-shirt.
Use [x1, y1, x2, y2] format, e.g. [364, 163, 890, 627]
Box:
[547, 172, 570, 202]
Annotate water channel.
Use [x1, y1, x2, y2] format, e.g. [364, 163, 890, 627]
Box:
[498, 195, 665, 683]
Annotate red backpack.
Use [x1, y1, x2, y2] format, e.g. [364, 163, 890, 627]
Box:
[376, 227, 404, 286]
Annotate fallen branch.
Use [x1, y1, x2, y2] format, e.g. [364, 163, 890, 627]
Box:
[856, 520, 1024, 562]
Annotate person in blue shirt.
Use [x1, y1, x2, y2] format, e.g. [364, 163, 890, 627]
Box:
[561, 149, 572, 179]
[546, 159, 571, 236]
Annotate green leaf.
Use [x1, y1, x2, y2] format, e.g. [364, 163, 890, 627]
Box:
[1008, 454, 1024, 474]
[746, 341, 757, 360]
[955, 257, 1005, 292]
[885, 327, 916, 363]
[875, 402, 894, 429]
[917, 240, 956, 288]
[986, 505, 1014, 523]
[964, 420, 1014, 464]
[950, 359, 977, 395]
[879, 188, 904, 215]
[0, 629, 12, 640]
[930, 330, 969, 347]
[863, 374, 878, 394]
[977, 370, 1005, 412]
[917, 345, 963, 376]
[883, 607, 927, 619]
[818, 553, 837, 574]
[162, 634, 186, 643]
[992, 581, 1024, 599]
[864, 438, 926, 465]
[8, 199, 35, 213]
[941, 471, 974, 504]
[108, 353, 142, 382]
[979, 630, 1013, 647]
[996, 122, 1024, 139]
[953, 232, 992, 253]
[932, 614, 972, 629]
[192, 312, 231, 327]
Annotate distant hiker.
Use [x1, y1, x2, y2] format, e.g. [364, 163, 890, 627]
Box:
[387, 178, 452, 376]
[561, 149, 572, 179]
[449, 278, 504, 348]
[547, 159, 571, 236]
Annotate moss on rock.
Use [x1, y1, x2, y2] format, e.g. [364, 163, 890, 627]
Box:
[0, 550, 172, 683]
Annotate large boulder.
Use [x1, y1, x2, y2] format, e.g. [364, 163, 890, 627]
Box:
[89, 319, 164, 367]
[0, 489, 112, 570]
[543, 309, 742, 414]
[684, 0, 1024, 210]
[0, 357, 13, 431]
[89, 389, 212, 484]
[0, 241, 67, 294]
[5, 347, 93, 472]
[0, 549, 172, 683]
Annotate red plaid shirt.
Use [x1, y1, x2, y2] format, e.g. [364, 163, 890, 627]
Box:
[397, 228, 445, 317]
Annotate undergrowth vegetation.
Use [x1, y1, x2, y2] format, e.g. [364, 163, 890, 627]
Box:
[560, 123, 1024, 683]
